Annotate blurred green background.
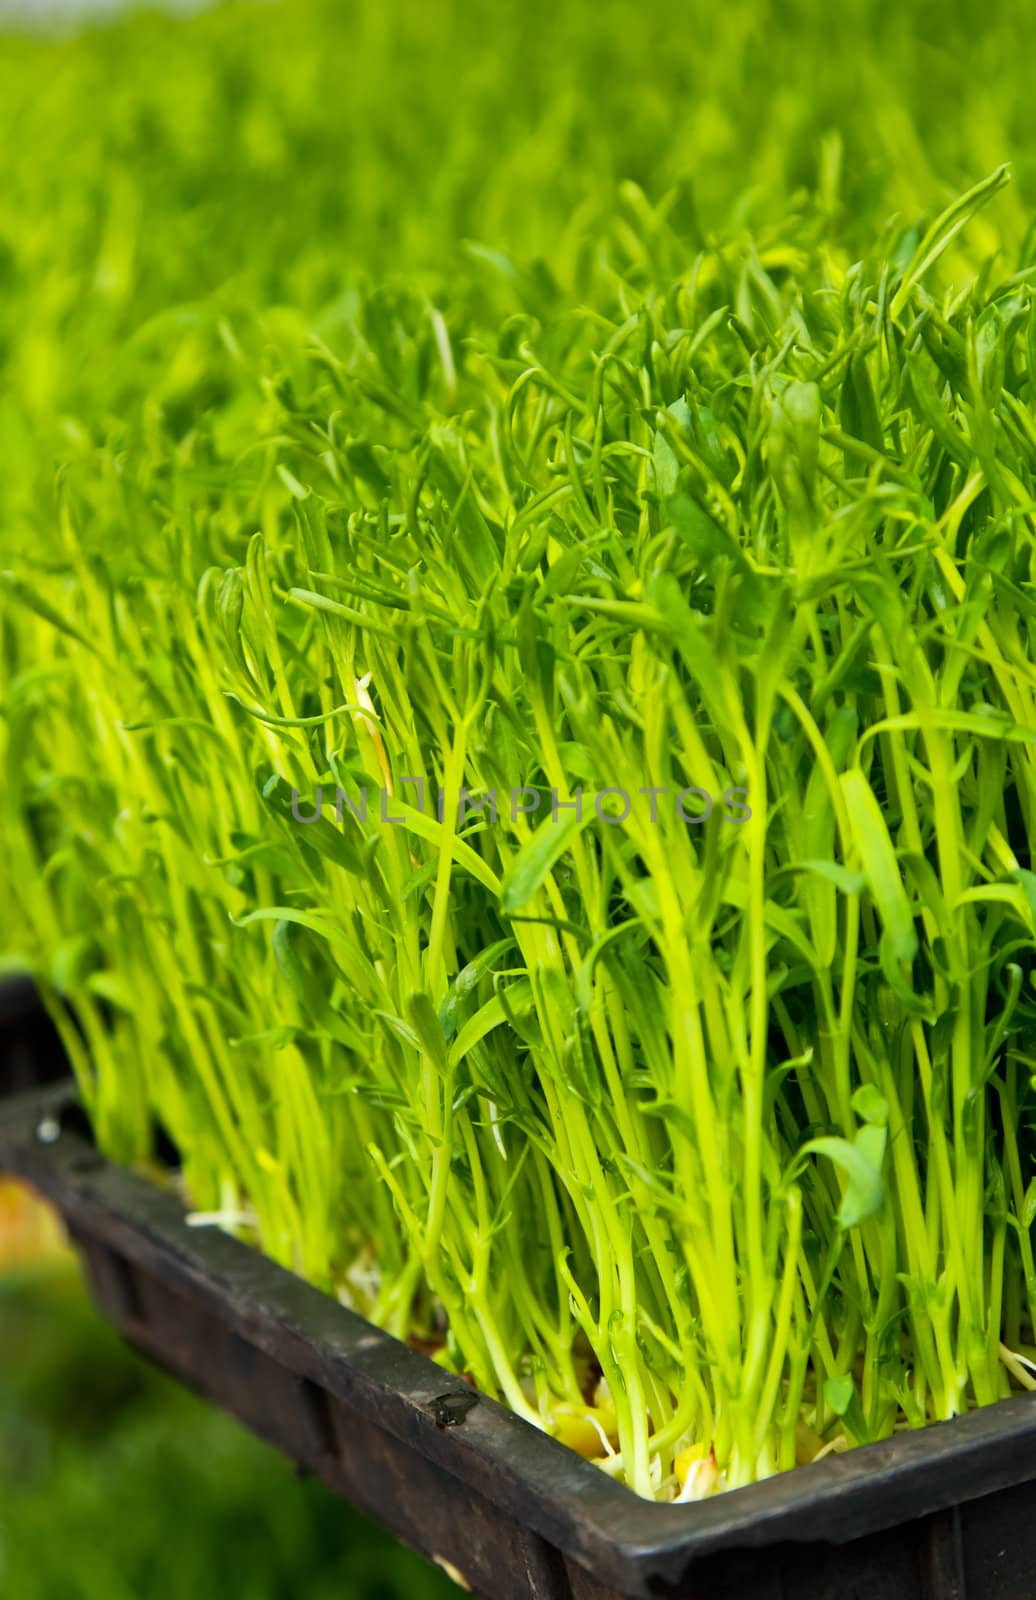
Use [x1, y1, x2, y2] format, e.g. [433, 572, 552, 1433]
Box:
[1, 0, 1034, 567]
[0, 1254, 456, 1599]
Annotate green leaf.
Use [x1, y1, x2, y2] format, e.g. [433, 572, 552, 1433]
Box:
[439, 938, 516, 1039]
[499, 807, 590, 914]
[1022, 1179, 1036, 1232]
[667, 492, 740, 568]
[797, 1127, 887, 1228]
[777, 860, 866, 896]
[890, 165, 1011, 319]
[261, 773, 366, 878]
[389, 801, 502, 895]
[824, 1374, 856, 1417]
[840, 769, 917, 964]
[851, 1084, 889, 1127]
[287, 586, 399, 640]
[769, 379, 821, 506]
[448, 994, 509, 1068]
[406, 991, 449, 1073]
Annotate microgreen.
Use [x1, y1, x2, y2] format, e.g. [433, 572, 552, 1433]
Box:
[4, 0, 1036, 1506]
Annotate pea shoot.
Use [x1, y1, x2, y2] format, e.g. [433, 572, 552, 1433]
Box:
[3, 0, 1036, 1505]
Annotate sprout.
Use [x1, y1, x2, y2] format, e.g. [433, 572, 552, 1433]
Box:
[2, 0, 1036, 1503]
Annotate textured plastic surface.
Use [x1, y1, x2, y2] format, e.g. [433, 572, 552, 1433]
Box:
[2, 982, 1035, 1598]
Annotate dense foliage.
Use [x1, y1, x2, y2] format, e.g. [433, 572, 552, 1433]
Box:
[4, 0, 1036, 1501]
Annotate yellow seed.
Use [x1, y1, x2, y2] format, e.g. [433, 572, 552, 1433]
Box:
[552, 1414, 602, 1457]
[795, 1419, 827, 1465]
[551, 1401, 619, 1458]
[674, 1443, 719, 1500]
[674, 1442, 707, 1484]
